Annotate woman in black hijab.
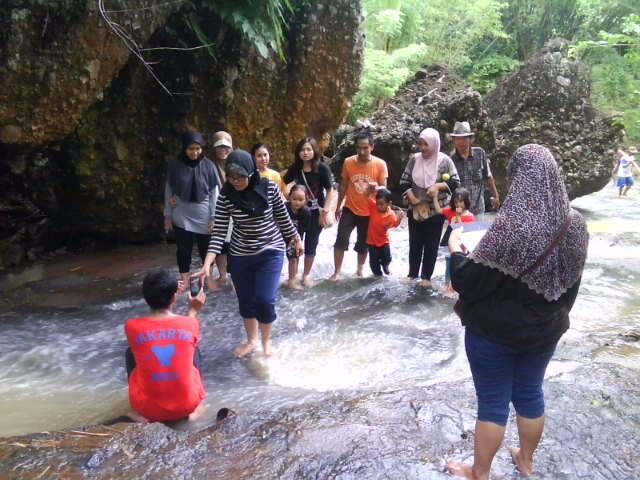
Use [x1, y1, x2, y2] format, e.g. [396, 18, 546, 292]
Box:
[202, 150, 303, 358]
[164, 131, 220, 288]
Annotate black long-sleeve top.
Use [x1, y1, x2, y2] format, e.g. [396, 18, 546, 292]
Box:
[451, 253, 581, 352]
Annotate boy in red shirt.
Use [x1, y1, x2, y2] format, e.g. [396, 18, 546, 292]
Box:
[367, 188, 404, 276]
[125, 269, 206, 423]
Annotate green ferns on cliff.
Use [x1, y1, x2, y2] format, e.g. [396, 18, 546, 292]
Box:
[185, 0, 294, 59]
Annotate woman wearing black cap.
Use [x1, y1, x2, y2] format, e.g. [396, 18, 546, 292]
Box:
[164, 131, 221, 288]
[202, 150, 303, 358]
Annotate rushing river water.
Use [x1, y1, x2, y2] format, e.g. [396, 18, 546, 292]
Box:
[1, 184, 639, 445]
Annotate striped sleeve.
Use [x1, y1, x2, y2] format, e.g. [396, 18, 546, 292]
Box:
[270, 183, 297, 241]
[208, 195, 230, 254]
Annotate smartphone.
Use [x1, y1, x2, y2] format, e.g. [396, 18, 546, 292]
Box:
[189, 275, 202, 297]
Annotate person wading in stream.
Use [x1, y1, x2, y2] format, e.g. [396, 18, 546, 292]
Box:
[164, 131, 219, 291]
[450, 121, 500, 215]
[399, 127, 460, 288]
[201, 150, 303, 358]
[446, 144, 589, 479]
[125, 268, 207, 423]
[283, 137, 337, 287]
[330, 130, 388, 281]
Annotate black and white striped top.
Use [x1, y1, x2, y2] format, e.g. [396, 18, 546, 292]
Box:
[208, 181, 298, 256]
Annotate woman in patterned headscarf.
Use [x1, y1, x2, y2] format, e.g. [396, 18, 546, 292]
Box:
[446, 144, 589, 479]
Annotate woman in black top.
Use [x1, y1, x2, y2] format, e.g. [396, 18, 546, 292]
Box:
[283, 137, 337, 287]
[446, 144, 589, 479]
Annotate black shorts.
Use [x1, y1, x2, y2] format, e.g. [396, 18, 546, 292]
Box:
[334, 207, 369, 254]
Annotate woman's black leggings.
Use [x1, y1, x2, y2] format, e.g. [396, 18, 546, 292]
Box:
[408, 214, 445, 280]
[174, 226, 210, 273]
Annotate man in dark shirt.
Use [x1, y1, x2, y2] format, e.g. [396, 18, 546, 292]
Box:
[450, 122, 500, 215]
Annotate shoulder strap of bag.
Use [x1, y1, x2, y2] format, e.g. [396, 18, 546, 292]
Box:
[519, 213, 572, 278]
[300, 170, 317, 200]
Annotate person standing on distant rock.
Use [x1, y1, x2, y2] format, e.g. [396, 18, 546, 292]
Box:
[399, 127, 460, 288]
[450, 122, 500, 215]
[164, 131, 220, 290]
[614, 147, 639, 197]
[330, 130, 388, 281]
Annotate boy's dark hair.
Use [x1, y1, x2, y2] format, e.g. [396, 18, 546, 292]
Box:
[451, 187, 471, 210]
[288, 184, 308, 199]
[142, 268, 178, 310]
[375, 188, 392, 203]
[354, 130, 374, 146]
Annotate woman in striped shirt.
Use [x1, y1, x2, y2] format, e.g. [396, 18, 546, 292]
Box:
[202, 150, 303, 357]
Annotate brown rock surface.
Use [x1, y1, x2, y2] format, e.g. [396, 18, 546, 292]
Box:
[484, 38, 624, 198]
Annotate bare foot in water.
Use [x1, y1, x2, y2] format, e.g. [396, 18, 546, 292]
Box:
[234, 342, 257, 358]
[263, 338, 274, 357]
[287, 279, 303, 290]
[207, 278, 222, 292]
[510, 447, 534, 476]
[446, 460, 474, 479]
[419, 279, 432, 288]
[328, 272, 341, 282]
[356, 267, 364, 278]
[302, 275, 314, 288]
[127, 411, 149, 423]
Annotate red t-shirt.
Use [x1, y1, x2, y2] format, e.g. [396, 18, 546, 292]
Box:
[125, 315, 206, 422]
[367, 198, 401, 247]
[441, 207, 475, 224]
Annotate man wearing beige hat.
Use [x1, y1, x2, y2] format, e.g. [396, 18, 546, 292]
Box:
[450, 122, 500, 215]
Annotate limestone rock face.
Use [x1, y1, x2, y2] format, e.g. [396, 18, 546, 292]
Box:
[484, 38, 624, 198]
[331, 65, 495, 195]
[0, 0, 363, 267]
[0, 0, 179, 145]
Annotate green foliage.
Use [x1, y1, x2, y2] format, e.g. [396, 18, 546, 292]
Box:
[464, 54, 521, 93]
[352, 0, 507, 120]
[574, 11, 640, 142]
[184, 0, 294, 60]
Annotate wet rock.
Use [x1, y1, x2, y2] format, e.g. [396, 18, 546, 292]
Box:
[0, 0, 363, 267]
[331, 65, 495, 196]
[484, 38, 624, 198]
[1, 363, 637, 479]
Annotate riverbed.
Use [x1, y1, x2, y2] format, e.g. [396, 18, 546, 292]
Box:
[1, 185, 639, 479]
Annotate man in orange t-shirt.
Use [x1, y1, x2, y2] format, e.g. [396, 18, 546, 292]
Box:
[330, 131, 388, 281]
[125, 269, 206, 423]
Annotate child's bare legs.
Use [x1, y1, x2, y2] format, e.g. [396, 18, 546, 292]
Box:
[234, 318, 258, 358]
[302, 255, 315, 287]
[622, 185, 632, 196]
[447, 420, 506, 480]
[188, 402, 207, 421]
[509, 415, 545, 476]
[287, 258, 302, 289]
[259, 322, 274, 356]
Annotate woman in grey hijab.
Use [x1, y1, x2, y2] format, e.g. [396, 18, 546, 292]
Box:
[164, 131, 220, 288]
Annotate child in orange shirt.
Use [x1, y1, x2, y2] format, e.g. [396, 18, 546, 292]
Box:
[367, 188, 405, 276]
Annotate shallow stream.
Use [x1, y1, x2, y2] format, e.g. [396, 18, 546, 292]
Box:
[1, 184, 639, 448]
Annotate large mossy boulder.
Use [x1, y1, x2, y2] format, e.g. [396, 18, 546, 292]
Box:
[484, 38, 624, 198]
[0, 0, 364, 266]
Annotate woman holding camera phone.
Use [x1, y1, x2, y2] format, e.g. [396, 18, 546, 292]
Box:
[283, 137, 337, 287]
